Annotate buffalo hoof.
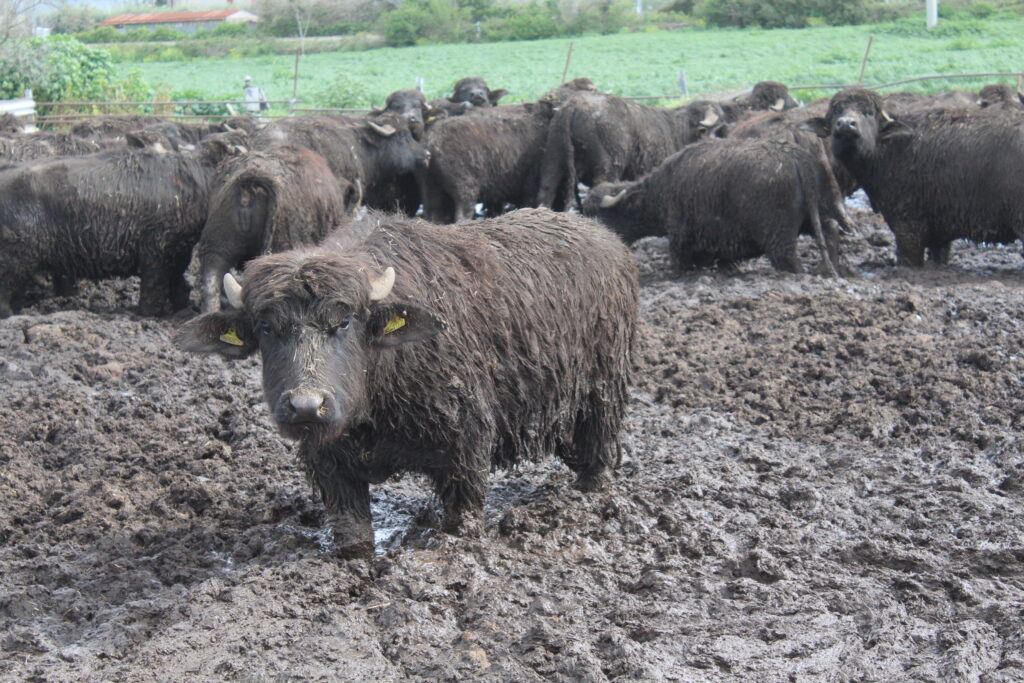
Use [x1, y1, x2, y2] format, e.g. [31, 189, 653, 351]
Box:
[573, 469, 611, 493]
[441, 511, 483, 538]
[333, 538, 374, 560]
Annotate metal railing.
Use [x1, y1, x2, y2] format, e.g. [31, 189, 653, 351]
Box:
[20, 69, 1024, 128]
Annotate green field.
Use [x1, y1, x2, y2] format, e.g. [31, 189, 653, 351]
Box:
[115, 14, 1024, 108]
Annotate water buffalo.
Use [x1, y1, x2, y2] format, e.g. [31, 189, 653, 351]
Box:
[977, 84, 1024, 111]
[0, 143, 236, 317]
[728, 80, 801, 115]
[582, 137, 842, 277]
[197, 145, 347, 313]
[176, 208, 638, 558]
[427, 76, 509, 117]
[416, 80, 595, 222]
[536, 93, 725, 210]
[252, 113, 429, 211]
[807, 87, 1024, 265]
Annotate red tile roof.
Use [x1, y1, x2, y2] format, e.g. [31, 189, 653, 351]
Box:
[100, 11, 245, 26]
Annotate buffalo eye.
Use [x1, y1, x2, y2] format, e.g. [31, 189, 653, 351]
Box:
[329, 316, 352, 336]
[256, 320, 274, 336]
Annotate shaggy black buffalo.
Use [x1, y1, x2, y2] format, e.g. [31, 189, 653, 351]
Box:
[536, 93, 725, 209]
[252, 113, 429, 211]
[197, 145, 347, 312]
[177, 208, 638, 559]
[0, 143, 235, 317]
[977, 84, 1024, 111]
[807, 87, 1024, 265]
[583, 137, 842, 276]
[427, 76, 509, 117]
[416, 80, 595, 222]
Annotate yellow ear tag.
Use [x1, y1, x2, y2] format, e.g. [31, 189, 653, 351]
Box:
[219, 328, 245, 346]
[383, 315, 406, 335]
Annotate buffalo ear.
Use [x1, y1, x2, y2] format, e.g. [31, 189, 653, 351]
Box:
[367, 303, 444, 349]
[801, 117, 830, 138]
[879, 118, 913, 143]
[175, 311, 257, 359]
[488, 89, 509, 105]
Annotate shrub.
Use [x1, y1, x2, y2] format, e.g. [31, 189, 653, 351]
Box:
[0, 35, 115, 102]
[482, 3, 561, 41]
[45, 5, 104, 34]
[313, 73, 373, 108]
[698, 0, 893, 29]
[74, 25, 122, 43]
[379, 0, 472, 46]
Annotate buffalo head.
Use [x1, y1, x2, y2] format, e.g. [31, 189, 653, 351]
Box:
[177, 252, 443, 444]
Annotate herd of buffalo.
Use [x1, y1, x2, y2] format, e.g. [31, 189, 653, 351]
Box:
[1, 74, 1022, 557]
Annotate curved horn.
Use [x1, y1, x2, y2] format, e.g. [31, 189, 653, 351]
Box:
[223, 272, 243, 309]
[600, 189, 628, 209]
[770, 97, 786, 111]
[367, 121, 396, 137]
[700, 106, 719, 127]
[369, 266, 395, 301]
[881, 110, 894, 123]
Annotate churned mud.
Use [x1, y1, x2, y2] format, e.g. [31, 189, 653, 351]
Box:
[2, 206, 1023, 681]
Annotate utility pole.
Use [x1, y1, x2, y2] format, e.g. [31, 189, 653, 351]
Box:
[926, 0, 938, 28]
[635, 0, 642, 17]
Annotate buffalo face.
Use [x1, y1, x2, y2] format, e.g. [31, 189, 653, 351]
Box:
[176, 255, 442, 444]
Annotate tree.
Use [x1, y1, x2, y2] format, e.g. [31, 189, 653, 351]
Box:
[0, 0, 49, 46]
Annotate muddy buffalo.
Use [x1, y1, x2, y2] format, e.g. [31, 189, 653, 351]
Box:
[427, 76, 509, 117]
[808, 88, 1024, 265]
[583, 137, 842, 276]
[197, 145, 347, 313]
[177, 208, 638, 559]
[536, 93, 725, 210]
[252, 113, 429, 212]
[417, 81, 593, 222]
[0, 144, 234, 317]
[977, 84, 1024, 111]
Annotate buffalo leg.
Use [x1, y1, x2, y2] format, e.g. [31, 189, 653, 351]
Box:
[137, 261, 173, 316]
[199, 253, 231, 313]
[433, 467, 486, 537]
[52, 272, 79, 297]
[891, 223, 926, 266]
[321, 477, 375, 559]
[561, 395, 618, 492]
[0, 285, 13, 318]
[169, 252, 192, 312]
[766, 240, 802, 274]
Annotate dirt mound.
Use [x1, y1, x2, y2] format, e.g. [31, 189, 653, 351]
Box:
[1, 206, 1022, 681]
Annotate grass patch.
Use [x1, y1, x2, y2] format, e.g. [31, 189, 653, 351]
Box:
[113, 14, 1024, 107]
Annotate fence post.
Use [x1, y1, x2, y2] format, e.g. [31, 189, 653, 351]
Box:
[677, 71, 688, 96]
[415, 77, 425, 93]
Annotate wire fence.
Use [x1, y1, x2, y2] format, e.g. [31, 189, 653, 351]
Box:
[22, 69, 1024, 127]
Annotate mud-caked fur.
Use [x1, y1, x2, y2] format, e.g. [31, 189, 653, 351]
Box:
[0, 146, 225, 317]
[197, 145, 346, 312]
[808, 87, 1024, 265]
[536, 93, 726, 209]
[583, 137, 843, 275]
[251, 113, 428, 211]
[977, 84, 1024, 111]
[177, 208, 638, 558]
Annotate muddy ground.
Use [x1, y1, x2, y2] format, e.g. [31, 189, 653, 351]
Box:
[1, 204, 1023, 682]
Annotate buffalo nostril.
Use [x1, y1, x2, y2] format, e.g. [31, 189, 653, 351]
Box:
[289, 392, 325, 421]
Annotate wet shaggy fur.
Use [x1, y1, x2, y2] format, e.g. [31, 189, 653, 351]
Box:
[417, 106, 552, 222]
[427, 76, 508, 117]
[814, 88, 1024, 265]
[251, 113, 428, 211]
[729, 80, 801, 115]
[0, 132, 106, 162]
[536, 93, 725, 209]
[582, 137, 842, 275]
[197, 145, 346, 312]
[0, 148, 216, 317]
[977, 84, 1024, 111]
[177, 208, 638, 558]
